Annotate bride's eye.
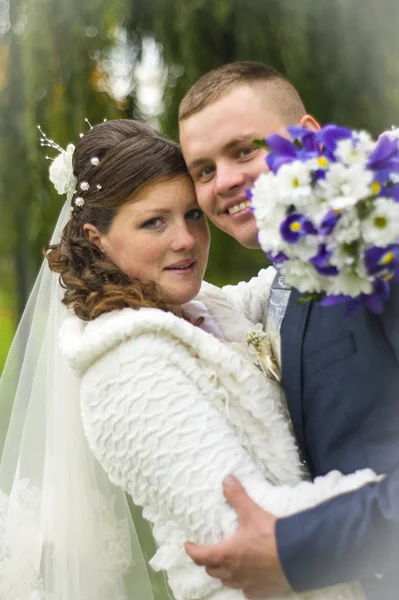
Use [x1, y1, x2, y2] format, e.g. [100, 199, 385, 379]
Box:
[141, 217, 163, 229]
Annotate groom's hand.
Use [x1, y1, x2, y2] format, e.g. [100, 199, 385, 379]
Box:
[184, 475, 291, 599]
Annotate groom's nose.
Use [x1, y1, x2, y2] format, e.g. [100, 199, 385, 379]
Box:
[214, 164, 246, 196]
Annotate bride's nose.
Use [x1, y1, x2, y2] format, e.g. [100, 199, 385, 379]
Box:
[170, 222, 196, 252]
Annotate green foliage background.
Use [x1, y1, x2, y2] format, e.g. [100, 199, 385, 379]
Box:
[1, 0, 399, 363]
[0, 2, 398, 597]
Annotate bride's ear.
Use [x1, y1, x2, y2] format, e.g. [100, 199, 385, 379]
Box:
[83, 224, 106, 253]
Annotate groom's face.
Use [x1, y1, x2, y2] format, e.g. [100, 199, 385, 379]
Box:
[180, 84, 289, 248]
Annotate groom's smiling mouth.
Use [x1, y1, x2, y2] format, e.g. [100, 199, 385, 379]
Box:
[222, 199, 252, 216]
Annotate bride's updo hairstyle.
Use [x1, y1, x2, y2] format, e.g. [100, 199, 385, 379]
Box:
[46, 119, 188, 321]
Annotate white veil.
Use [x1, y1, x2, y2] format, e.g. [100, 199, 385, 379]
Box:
[0, 200, 155, 600]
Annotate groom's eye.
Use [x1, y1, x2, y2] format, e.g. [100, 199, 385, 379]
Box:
[197, 166, 214, 180]
[185, 208, 204, 220]
[237, 147, 255, 159]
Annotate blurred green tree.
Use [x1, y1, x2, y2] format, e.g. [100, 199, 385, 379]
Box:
[0, 0, 139, 318]
[127, 0, 399, 284]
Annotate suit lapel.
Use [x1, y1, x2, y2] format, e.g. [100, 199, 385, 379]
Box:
[380, 283, 399, 363]
[281, 289, 311, 458]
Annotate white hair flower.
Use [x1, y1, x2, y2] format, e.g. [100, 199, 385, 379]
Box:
[80, 181, 90, 191]
[48, 144, 76, 197]
[90, 157, 100, 166]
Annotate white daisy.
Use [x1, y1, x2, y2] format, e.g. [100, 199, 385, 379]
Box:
[361, 197, 399, 246]
[330, 209, 361, 246]
[280, 260, 326, 294]
[276, 160, 313, 204]
[317, 163, 373, 209]
[329, 269, 372, 297]
[335, 138, 365, 166]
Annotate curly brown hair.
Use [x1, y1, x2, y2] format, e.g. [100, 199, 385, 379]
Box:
[46, 119, 190, 321]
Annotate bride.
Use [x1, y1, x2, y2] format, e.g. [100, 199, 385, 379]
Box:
[0, 119, 379, 600]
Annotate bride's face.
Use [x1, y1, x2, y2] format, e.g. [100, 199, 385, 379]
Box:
[88, 175, 210, 306]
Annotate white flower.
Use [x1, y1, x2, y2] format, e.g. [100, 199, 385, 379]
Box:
[335, 138, 365, 166]
[280, 260, 326, 294]
[335, 132, 374, 167]
[90, 157, 100, 166]
[251, 172, 280, 222]
[276, 160, 313, 204]
[382, 127, 399, 141]
[49, 144, 75, 195]
[329, 269, 372, 297]
[75, 197, 85, 207]
[316, 163, 373, 210]
[80, 181, 90, 191]
[251, 173, 288, 254]
[329, 209, 361, 246]
[328, 244, 356, 270]
[361, 197, 399, 246]
[257, 227, 285, 255]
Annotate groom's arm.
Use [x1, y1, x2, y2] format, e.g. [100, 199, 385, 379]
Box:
[277, 469, 399, 591]
[186, 471, 399, 597]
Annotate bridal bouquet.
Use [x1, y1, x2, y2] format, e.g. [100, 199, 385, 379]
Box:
[250, 125, 399, 313]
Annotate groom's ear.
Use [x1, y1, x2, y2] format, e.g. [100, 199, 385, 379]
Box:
[298, 114, 321, 132]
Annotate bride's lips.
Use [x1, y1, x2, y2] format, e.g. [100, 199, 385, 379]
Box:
[164, 259, 196, 275]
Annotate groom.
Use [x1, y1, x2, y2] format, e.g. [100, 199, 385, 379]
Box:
[179, 61, 399, 599]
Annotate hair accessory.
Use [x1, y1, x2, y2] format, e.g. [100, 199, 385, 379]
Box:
[91, 157, 100, 166]
[80, 181, 90, 191]
[38, 125, 77, 201]
[96, 184, 102, 190]
[75, 197, 85, 207]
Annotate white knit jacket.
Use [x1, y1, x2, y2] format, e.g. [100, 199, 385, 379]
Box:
[60, 268, 378, 600]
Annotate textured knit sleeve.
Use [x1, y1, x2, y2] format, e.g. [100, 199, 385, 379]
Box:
[221, 267, 276, 326]
[79, 331, 379, 600]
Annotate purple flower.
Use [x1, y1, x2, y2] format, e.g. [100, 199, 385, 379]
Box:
[319, 210, 341, 236]
[316, 124, 353, 154]
[318, 280, 390, 315]
[363, 279, 391, 314]
[267, 251, 288, 265]
[319, 294, 350, 308]
[287, 126, 319, 154]
[280, 213, 317, 243]
[310, 244, 339, 276]
[265, 134, 299, 173]
[379, 183, 399, 202]
[312, 169, 328, 183]
[367, 135, 399, 172]
[364, 245, 399, 280]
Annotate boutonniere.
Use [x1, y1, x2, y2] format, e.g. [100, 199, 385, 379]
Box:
[246, 327, 281, 383]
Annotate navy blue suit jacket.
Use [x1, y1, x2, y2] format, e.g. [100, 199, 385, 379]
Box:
[276, 284, 399, 598]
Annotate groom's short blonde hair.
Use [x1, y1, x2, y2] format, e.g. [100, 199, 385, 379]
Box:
[179, 61, 306, 124]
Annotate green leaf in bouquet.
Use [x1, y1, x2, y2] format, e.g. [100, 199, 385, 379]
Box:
[253, 138, 270, 150]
